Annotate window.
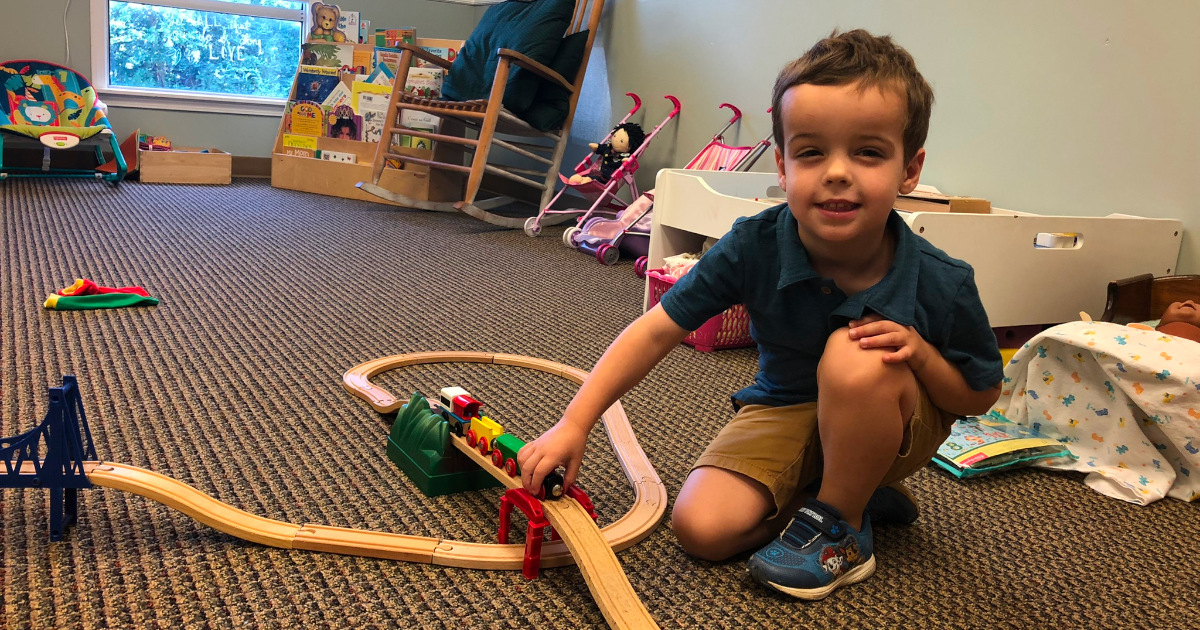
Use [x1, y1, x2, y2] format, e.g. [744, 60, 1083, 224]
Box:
[89, 0, 308, 116]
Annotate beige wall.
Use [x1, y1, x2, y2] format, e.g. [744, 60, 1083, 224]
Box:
[3, 0, 1196, 273]
[599, 0, 1199, 274]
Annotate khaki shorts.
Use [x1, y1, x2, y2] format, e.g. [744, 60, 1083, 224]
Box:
[693, 385, 956, 518]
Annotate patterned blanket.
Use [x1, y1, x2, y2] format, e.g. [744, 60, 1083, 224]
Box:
[992, 321, 1200, 505]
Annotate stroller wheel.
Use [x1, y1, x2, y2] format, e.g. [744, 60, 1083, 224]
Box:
[523, 217, 541, 238]
[634, 256, 648, 278]
[563, 226, 581, 249]
[596, 243, 619, 266]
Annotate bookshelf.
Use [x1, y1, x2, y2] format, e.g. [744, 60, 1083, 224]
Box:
[270, 41, 462, 206]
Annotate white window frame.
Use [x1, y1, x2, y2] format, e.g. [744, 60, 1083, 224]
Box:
[89, 0, 308, 116]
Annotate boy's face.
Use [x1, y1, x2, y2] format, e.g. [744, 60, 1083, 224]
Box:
[774, 82, 924, 251]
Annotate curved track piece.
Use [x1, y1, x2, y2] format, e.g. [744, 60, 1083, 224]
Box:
[356, 182, 575, 230]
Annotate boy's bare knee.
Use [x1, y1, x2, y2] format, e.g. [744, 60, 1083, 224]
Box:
[818, 327, 914, 396]
[671, 506, 736, 562]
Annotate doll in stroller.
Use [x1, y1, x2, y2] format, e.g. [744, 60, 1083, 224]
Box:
[563, 103, 773, 269]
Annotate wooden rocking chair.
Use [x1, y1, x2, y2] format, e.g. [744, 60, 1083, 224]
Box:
[357, 0, 605, 228]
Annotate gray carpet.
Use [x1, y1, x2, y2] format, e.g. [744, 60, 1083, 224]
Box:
[1, 178, 1197, 630]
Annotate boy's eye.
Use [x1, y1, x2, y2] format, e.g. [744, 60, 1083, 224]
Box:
[858, 148, 885, 158]
[796, 149, 822, 158]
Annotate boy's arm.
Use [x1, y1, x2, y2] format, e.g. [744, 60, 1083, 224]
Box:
[518, 304, 691, 493]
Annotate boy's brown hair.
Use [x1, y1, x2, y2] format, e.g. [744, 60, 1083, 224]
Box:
[771, 29, 934, 163]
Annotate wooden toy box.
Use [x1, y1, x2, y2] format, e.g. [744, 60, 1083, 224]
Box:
[139, 147, 232, 185]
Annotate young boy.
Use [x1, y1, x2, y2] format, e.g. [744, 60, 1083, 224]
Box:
[518, 29, 1003, 600]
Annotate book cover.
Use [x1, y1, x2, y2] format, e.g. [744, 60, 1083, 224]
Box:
[358, 92, 390, 144]
[934, 412, 1073, 479]
[301, 43, 364, 73]
[374, 47, 404, 75]
[321, 80, 354, 110]
[351, 80, 392, 111]
[399, 110, 439, 150]
[295, 65, 342, 103]
[414, 37, 460, 70]
[325, 104, 362, 141]
[286, 101, 325, 137]
[281, 133, 317, 158]
[316, 149, 357, 163]
[338, 11, 360, 40]
[404, 67, 443, 100]
[375, 28, 416, 48]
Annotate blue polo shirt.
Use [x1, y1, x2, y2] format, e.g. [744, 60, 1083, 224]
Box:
[659, 205, 1003, 408]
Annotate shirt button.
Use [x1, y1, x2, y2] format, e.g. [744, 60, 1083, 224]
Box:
[821, 286, 832, 295]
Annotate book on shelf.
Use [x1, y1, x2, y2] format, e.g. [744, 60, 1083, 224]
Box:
[414, 37, 460, 70]
[321, 81, 354, 110]
[338, 11, 360, 42]
[316, 149, 357, 163]
[295, 65, 343, 104]
[399, 109, 440, 149]
[286, 101, 325, 137]
[301, 43, 364, 72]
[281, 133, 317, 158]
[358, 92, 390, 144]
[375, 28, 416, 48]
[403, 67, 443, 100]
[933, 411, 1073, 479]
[351, 80, 392, 112]
[326, 104, 363, 141]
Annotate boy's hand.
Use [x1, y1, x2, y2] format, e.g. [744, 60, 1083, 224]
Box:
[517, 419, 590, 495]
[848, 315, 933, 371]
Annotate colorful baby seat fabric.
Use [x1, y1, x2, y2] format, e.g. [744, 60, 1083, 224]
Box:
[0, 60, 112, 140]
[44, 279, 158, 310]
[992, 321, 1200, 505]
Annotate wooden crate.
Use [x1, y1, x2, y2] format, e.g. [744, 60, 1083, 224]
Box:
[139, 147, 232, 185]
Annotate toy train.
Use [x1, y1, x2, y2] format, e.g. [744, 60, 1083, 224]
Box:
[438, 387, 565, 500]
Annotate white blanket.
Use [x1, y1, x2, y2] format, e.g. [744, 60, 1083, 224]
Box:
[992, 321, 1200, 505]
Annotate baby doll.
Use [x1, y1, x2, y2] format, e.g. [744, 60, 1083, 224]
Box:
[1155, 300, 1200, 343]
[568, 122, 646, 185]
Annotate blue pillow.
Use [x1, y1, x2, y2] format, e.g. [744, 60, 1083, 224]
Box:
[521, 29, 589, 131]
[442, 0, 575, 114]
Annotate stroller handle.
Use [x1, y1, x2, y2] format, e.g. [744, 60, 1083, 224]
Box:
[718, 102, 743, 123]
[664, 95, 681, 118]
[626, 92, 642, 115]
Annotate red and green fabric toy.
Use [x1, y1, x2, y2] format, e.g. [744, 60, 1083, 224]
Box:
[44, 278, 159, 310]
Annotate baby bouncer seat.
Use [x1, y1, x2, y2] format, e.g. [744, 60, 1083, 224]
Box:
[0, 60, 126, 184]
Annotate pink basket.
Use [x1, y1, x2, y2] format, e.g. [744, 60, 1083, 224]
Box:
[646, 269, 754, 352]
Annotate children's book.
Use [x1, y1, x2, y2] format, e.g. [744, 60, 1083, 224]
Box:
[375, 28, 416, 48]
[316, 149, 357, 163]
[301, 43, 358, 71]
[281, 133, 317, 158]
[295, 65, 342, 103]
[358, 92, 390, 144]
[338, 11, 360, 42]
[286, 101, 325, 137]
[399, 109, 440, 149]
[351, 80, 392, 112]
[415, 38, 460, 71]
[404, 67, 443, 100]
[934, 411, 1074, 479]
[321, 81, 354, 111]
[374, 47, 404, 75]
[325, 104, 362, 141]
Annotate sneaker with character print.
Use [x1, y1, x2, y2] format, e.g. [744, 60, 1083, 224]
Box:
[747, 498, 875, 600]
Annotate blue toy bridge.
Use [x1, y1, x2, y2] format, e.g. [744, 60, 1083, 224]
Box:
[0, 375, 97, 540]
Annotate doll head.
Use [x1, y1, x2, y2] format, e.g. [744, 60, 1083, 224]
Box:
[1155, 300, 1200, 343]
[609, 122, 645, 154]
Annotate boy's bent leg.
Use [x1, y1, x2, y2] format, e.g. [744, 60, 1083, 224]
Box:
[671, 466, 778, 561]
[815, 327, 919, 530]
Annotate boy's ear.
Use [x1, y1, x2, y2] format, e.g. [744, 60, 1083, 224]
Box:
[774, 147, 787, 191]
[898, 148, 926, 195]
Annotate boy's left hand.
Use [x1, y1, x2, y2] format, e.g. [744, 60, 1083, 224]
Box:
[847, 314, 932, 371]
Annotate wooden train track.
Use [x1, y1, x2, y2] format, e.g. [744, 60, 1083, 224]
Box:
[14, 353, 666, 629]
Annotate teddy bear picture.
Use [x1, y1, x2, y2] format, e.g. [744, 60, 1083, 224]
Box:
[308, 2, 347, 43]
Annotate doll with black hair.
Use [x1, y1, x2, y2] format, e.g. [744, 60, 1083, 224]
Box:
[568, 122, 646, 185]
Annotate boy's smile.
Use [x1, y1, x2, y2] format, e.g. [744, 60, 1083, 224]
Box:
[775, 82, 924, 265]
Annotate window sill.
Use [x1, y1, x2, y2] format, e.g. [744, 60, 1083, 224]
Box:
[97, 86, 288, 117]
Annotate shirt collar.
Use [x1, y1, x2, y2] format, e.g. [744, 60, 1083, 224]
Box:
[775, 207, 921, 326]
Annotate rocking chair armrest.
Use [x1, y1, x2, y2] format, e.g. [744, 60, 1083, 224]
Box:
[391, 42, 455, 70]
[496, 48, 573, 92]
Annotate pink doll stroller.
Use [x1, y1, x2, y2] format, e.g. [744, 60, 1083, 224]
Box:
[565, 103, 773, 267]
[522, 93, 681, 238]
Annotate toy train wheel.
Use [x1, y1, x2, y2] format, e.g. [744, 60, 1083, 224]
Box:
[563, 226, 581, 249]
[523, 217, 541, 238]
[634, 256, 648, 278]
[596, 243, 618, 266]
[479, 438, 490, 456]
[492, 448, 504, 468]
[505, 459, 517, 477]
[467, 429, 478, 447]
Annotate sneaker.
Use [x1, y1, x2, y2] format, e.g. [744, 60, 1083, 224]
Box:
[747, 498, 875, 600]
[866, 481, 919, 526]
